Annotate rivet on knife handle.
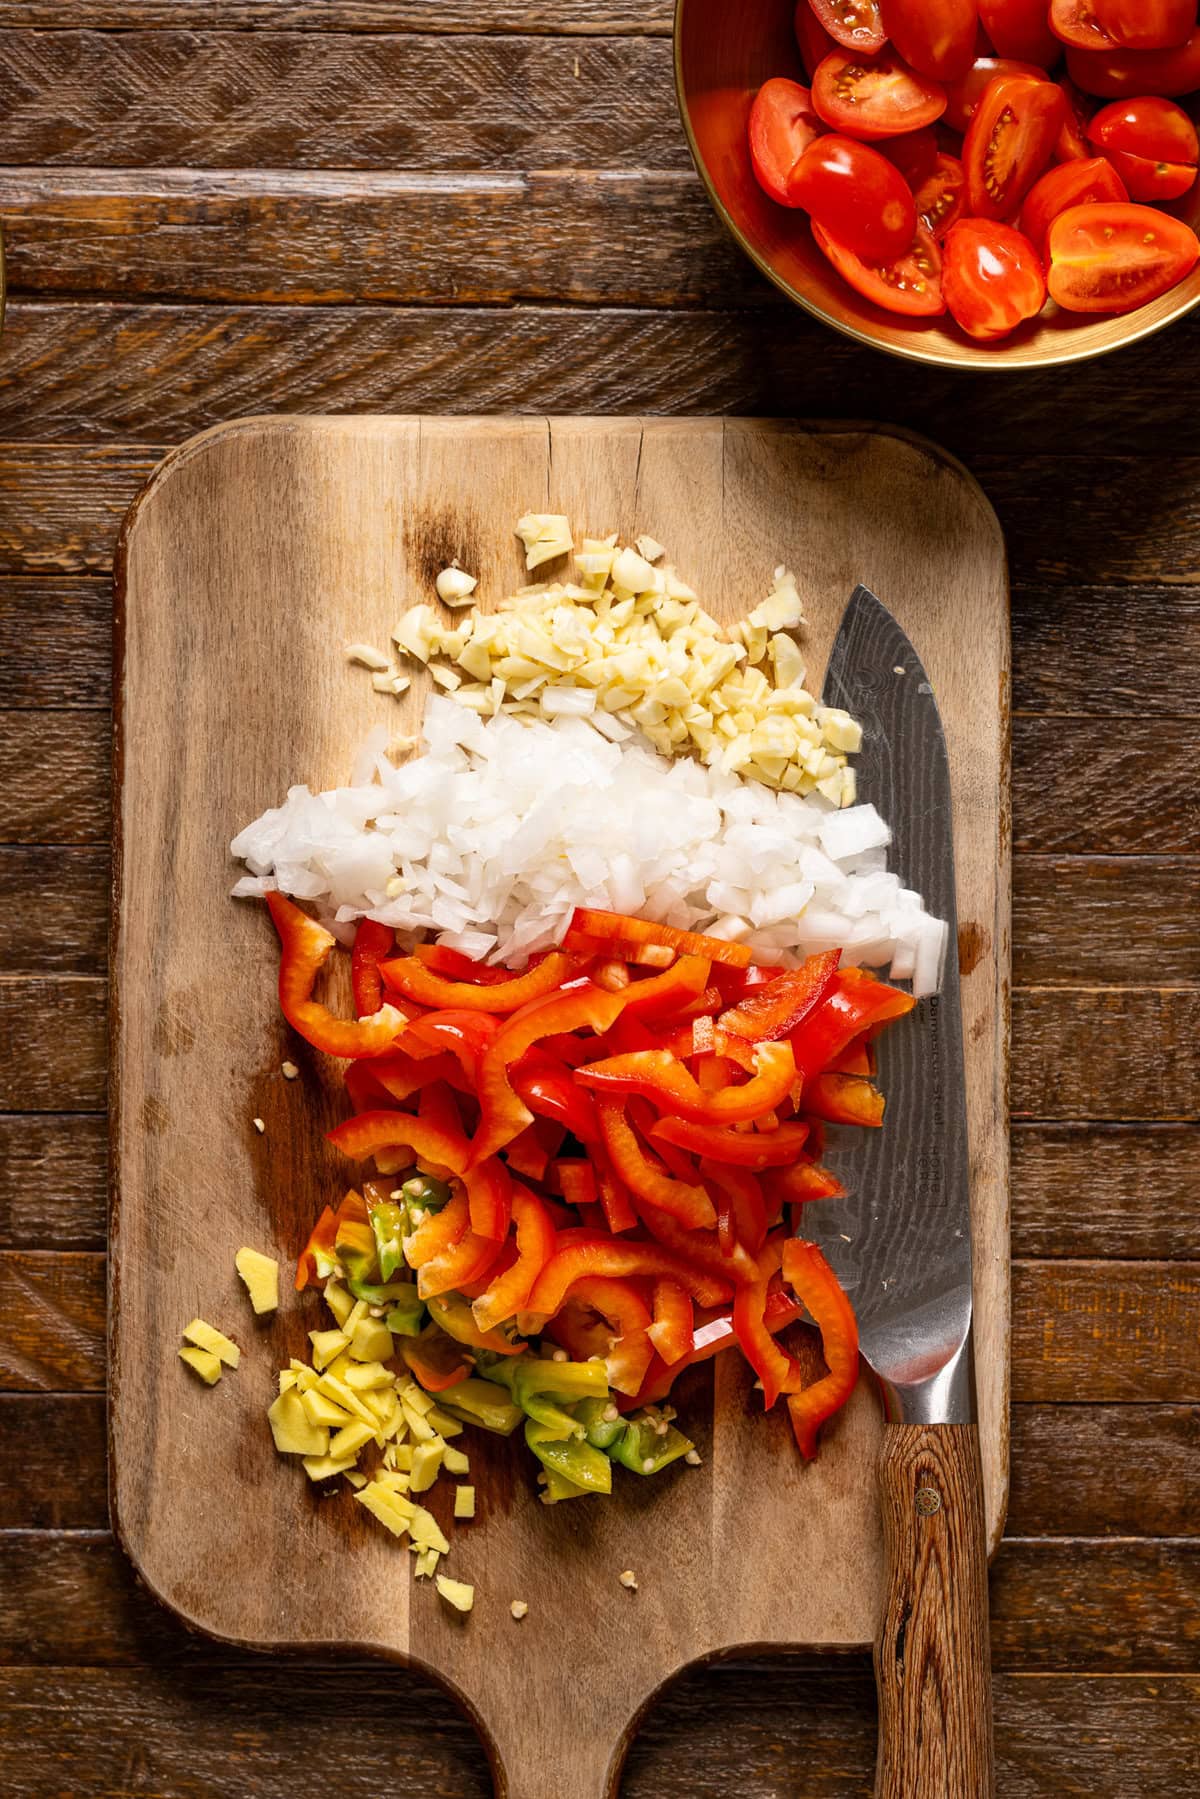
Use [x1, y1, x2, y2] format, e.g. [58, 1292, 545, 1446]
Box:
[874, 1421, 995, 1799]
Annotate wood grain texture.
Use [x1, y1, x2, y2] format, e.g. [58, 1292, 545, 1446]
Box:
[875, 1424, 994, 1798]
[0, 712, 110, 838]
[0, 1250, 105, 1390]
[0, 0, 675, 24]
[0, 848, 109, 972]
[109, 415, 1008, 1799]
[8, 302, 1200, 454]
[0, 1115, 108, 1249]
[0, 577, 113, 706]
[0, 980, 106, 1110]
[0, 33, 685, 170]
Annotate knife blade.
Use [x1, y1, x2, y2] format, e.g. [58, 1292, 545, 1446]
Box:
[815, 583, 973, 1427]
[817, 584, 995, 1799]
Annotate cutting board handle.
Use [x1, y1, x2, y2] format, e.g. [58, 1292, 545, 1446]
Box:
[874, 1422, 995, 1799]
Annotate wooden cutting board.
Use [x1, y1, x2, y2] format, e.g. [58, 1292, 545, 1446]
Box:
[111, 416, 1010, 1799]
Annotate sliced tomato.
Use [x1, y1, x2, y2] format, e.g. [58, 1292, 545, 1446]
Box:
[914, 151, 966, 236]
[748, 79, 826, 207]
[1067, 30, 1200, 97]
[877, 125, 940, 185]
[1104, 148, 1197, 199]
[811, 49, 948, 140]
[813, 217, 946, 313]
[944, 54, 1048, 132]
[1019, 154, 1129, 254]
[794, 0, 840, 77]
[978, 0, 1061, 66]
[879, 0, 977, 80]
[808, 0, 887, 55]
[943, 218, 1048, 338]
[1055, 77, 1094, 161]
[1088, 95, 1200, 162]
[1050, 0, 1115, 51]
[964, 73, 1067, 218]
[1094, 0, 1197, 51]
[1047, 200, 1200, 310]
[791, 133, 918, 258]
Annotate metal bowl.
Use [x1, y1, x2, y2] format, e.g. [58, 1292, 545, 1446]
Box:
[674, 0, 1200, 370]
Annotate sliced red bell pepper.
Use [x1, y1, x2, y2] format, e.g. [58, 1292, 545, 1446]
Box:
[628, 1097, 698, 1184]
[295, 1202, 339, 1291]
[562, 1275, 654, 1395]
[504, 1123, 551, 1182]
[328, 1108, 469, 1176]
[266, 892, 407, 1059]
[470, 983, 628, 1166]
[650, 1114, 811, 1170]
[358, 1049, 473, 1106]
[803, 1072, 886, 1127]
[414, 943, 522, 984]
[829, 1036, 875, 1077]
[400, 1324, 474, 1393]
[625, 1285, 804, 1408]
[591, 957, 634, 993]
[703, 1159, 769, 1256]
[647, 1277, 694, 1365]
[402, 1009, 501, 1080]
[511, 1052, 600, 1143]
[733, 1237, 805, 1409]
[416, 1219, 501, 1301]
[591, 1135, 638, 1234]
[781, 1239, 860, 1459]
[718, 950, 841, 1044]
[405, 1186, 468, 1269]
[577, 1040, 796, 1127]
[342, 1061, 396, 1114]
[766, 1159, 848, 1205]
[604, 1010, 660, 1056]
[463, 1154, 512, 1242]
[633, 1199, 758, 1289]
[350, 918, 395, 1017]
[546, 1158, 598, 1208]
[597, 1101, 716, 1230]
[790, 967, 915, 1076]
[618, 954, 712, 1019]
[471, 1181, 558, 1333]
[380, 949, 578, 1014]
[563, 906, 753, 969]
[522, 1233, 733, 1325]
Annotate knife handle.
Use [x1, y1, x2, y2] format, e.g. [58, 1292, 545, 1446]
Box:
[874, 1421, 995, 1799]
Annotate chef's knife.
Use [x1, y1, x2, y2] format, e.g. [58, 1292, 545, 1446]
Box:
[816, 585, 995, 1799]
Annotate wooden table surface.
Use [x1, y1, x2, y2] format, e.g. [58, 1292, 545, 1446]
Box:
[0, 5, 1196, 1795]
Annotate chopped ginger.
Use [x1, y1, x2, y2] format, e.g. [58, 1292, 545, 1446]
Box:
[182, 1318, 240, 1368]
[454, 1486, 476, 1520]
[436, 1574, 475, 1613]
[235, 1247, 279, 1314]
[179, 1345, 222, 1386]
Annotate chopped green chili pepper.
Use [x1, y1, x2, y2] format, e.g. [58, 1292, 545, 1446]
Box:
[539, 1465, 593, 1504]
[347, 1276, 421, 1308]
[511, 1358, 608, 1409]
[608, 1411, 694, 1476]
[571, 1395, 626, 1450]
[368, 1201, 408, 1282]
[402, 1174, 452, 1213]
[384, 1302, 425, 1338]
[524, 1420, 613, 1494]
[437, 1377, 523, 1436]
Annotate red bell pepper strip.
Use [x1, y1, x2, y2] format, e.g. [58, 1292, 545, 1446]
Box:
[618, 955, 712, 1019]
[764, 1160, 847, 1205]
[563, 906, 753, 969]
[546, 1158, 598, 1207]
[266, 892, 408, 1059]
[405, 1186, 469, 1268]
[402, 1009, 500, 1080]
[628, 1097, 698, 1184]
[802, 1072, 886, 1128]
[295, 1202, 339, 1291]
[418, 1077, 465, 1142]
[511, 1052, 600, 1143]
[400, 1325, 474, 1393]
[522, 1234, 733, 1326]
[328, 1108, 469, 1176]
[829, 1037, 874, 1077]
[350, 918, 395, 1017]
[718, 950, 841, 1044]
[626, 1285, 804, 1408]
[471, 1181, 558, 1333]
[577, 1041, 797, 1127]
[597, 1101, 717, 1230]
[633, 1199, 758, 1289]
[562, 1275, 655, 1396]
[591, 1135, 638, 1234]
[417, 1219, 501, 1301]
[650, 1114, 811, 1170]
[463, 1154, 512, 1242]
[413, 943, 521, 984]
[702, 1159, 769, 1256]
[647, 1277, 694, 1365]
[504, 1123, 551, 1182]
[353, 1049, 474, 1106]
[470, 983, 629, 1166]
[342, 1061, 395, 1114]
[790, 968, 915, 1076]
[380, 949, 578, 1014]
[781, 1239, 860, 1459]
[733, 1237, 804, 1409]
[591, 957, 634, 993]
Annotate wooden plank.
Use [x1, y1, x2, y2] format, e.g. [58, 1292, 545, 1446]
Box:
[0, 848, 109, 973]
[0, 446, 156, 576]
[0, 1115, 107, 1249]
[0, 1, 675, 26]
[0, 169, 752, 308]
[6, 1394, 1193, 1539]
[0, 712, 110, 840]
[0, 33, 686, 171]
[4, 976, 1193, 1120]
[3, 1251, 1192, 1402]
[0, 1532, 1194, 1673]
[1012, 1123, 1200, 1260]
[10, 303, 1200, 455]
[1010, 583, 1200, 716]
[0, 578, 113, 707]
[978, 456, 1200, 588]
[1012, 858, 1200, 984]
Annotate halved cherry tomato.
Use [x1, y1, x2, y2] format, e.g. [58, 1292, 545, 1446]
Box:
[914, 151, 966, 236]
[1019, 154, 1129, 255]
[964, 73, 1066, 218]
[1104, 147, 1198, 200]
[944, 55, 1047, 133]
[1067, 30, 1200, 97]
[811, 49, 949, 140]
[794, 0, 840, 78]
[1089, 95, 1200, 162]
[1050, 1, 1115, 52]
[808, 0, 887, 56]
[1095, 0, 1197, 51]
[877, 125, 940, 186]
[813, 217, 946, 312]
[879, 0, 977, 81]
[1047, 200, 1200, 310]
[748, 79, 826, 207]
[1055, 77, 1094, 161]
[790, 134, 918, 259]
[943, 218, 1048, 338]
[978, 0, 1060, 67]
